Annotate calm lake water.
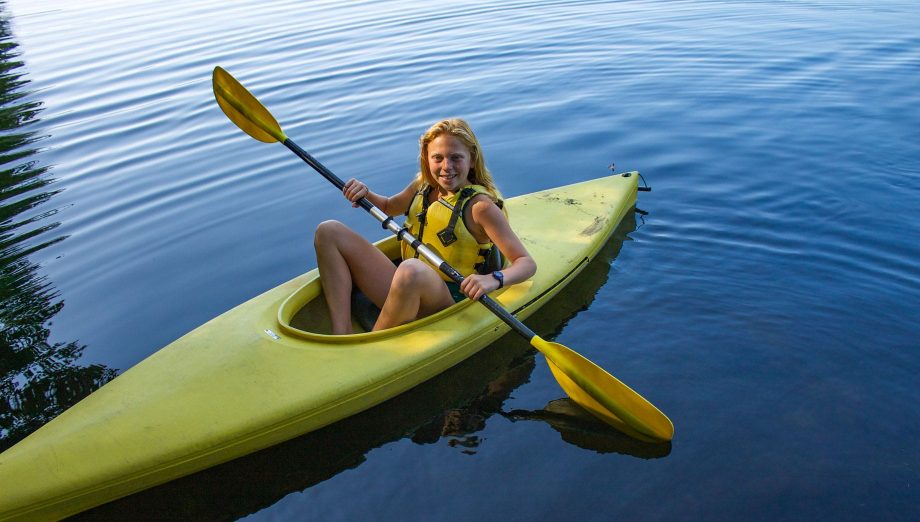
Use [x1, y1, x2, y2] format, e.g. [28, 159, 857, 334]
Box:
[2, 0, 919, 519]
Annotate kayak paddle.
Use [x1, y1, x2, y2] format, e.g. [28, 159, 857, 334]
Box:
[212, 66, 674, 442]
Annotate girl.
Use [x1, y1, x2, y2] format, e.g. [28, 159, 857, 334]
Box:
[314, 118, 536, 334]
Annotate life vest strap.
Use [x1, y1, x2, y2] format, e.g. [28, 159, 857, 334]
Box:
[412, 186, 434, 258]
[437, 187, 477, 247]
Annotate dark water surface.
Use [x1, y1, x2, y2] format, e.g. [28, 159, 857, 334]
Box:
[2, 0, 918, 520]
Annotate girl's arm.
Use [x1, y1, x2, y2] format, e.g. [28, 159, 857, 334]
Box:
[460, 196, 537, 300]
[343, 178, 418, 216]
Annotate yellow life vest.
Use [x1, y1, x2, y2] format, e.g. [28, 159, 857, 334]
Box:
[401, 184, 500, 281]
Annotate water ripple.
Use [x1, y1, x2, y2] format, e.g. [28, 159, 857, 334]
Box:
[4, 0, 920, 519]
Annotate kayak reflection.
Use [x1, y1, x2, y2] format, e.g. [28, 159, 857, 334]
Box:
[411, 361, 670, 459]
[77, 210, 653, 520]
[409, 350, 537, 453]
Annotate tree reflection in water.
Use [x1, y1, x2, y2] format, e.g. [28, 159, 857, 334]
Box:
[0, 12, 115, 452]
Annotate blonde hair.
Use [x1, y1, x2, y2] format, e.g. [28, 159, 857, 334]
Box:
[416, 118, 503, 202]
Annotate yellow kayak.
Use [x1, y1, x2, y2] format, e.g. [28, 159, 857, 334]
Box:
[0, 171, 638, 520]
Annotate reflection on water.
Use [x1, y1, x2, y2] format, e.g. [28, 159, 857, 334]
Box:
[0, 12, 114, 452]
[505, 398, 670, 459]
[78, 211, 660, 520]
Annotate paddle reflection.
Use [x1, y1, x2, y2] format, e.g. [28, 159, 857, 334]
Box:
[0, 15, 115, 453]
[77, 209, 665, 520]
[505, 398, 671, 459]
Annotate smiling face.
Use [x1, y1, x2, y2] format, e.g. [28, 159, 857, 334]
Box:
[426, 134, 472, 195]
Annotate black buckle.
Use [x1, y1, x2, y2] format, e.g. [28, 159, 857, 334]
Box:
[437, 229, 457, 246]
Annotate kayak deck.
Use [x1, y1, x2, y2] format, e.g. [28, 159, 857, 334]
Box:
[0, 172, 638, 520]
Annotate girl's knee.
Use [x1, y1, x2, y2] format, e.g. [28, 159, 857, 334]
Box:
[314, 220, 345, 247]
[392, 259, 433, 286]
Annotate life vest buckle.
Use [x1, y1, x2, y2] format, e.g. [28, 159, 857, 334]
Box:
[437, 229, 458, 246]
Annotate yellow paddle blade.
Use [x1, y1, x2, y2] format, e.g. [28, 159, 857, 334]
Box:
[533, 336, 674, 442]
[212, 66, 287, 143]
[545, 360, 660, 443]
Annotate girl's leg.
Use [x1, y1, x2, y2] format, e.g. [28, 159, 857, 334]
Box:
[314, 220, 397, 334]
[373, 258, 455, 331]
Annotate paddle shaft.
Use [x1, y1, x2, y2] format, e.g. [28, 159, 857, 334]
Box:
[283, 138, 537, 341]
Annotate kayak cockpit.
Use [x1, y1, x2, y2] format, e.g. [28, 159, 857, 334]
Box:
[276, 236, 476, 343]
[280, 282, 385, 334]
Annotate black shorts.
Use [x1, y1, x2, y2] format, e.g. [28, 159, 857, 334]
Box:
[444, 281, 466, 303]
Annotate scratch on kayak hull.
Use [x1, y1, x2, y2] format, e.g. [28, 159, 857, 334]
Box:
[580, 216, 605, 236]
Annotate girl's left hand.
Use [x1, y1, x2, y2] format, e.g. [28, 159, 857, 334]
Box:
[460, 273, 501, 301]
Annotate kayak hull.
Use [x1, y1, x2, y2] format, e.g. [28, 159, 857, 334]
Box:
[0, 172, 638, 520]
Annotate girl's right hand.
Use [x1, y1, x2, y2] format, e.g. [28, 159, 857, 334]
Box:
[343, 178, 369, 207]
